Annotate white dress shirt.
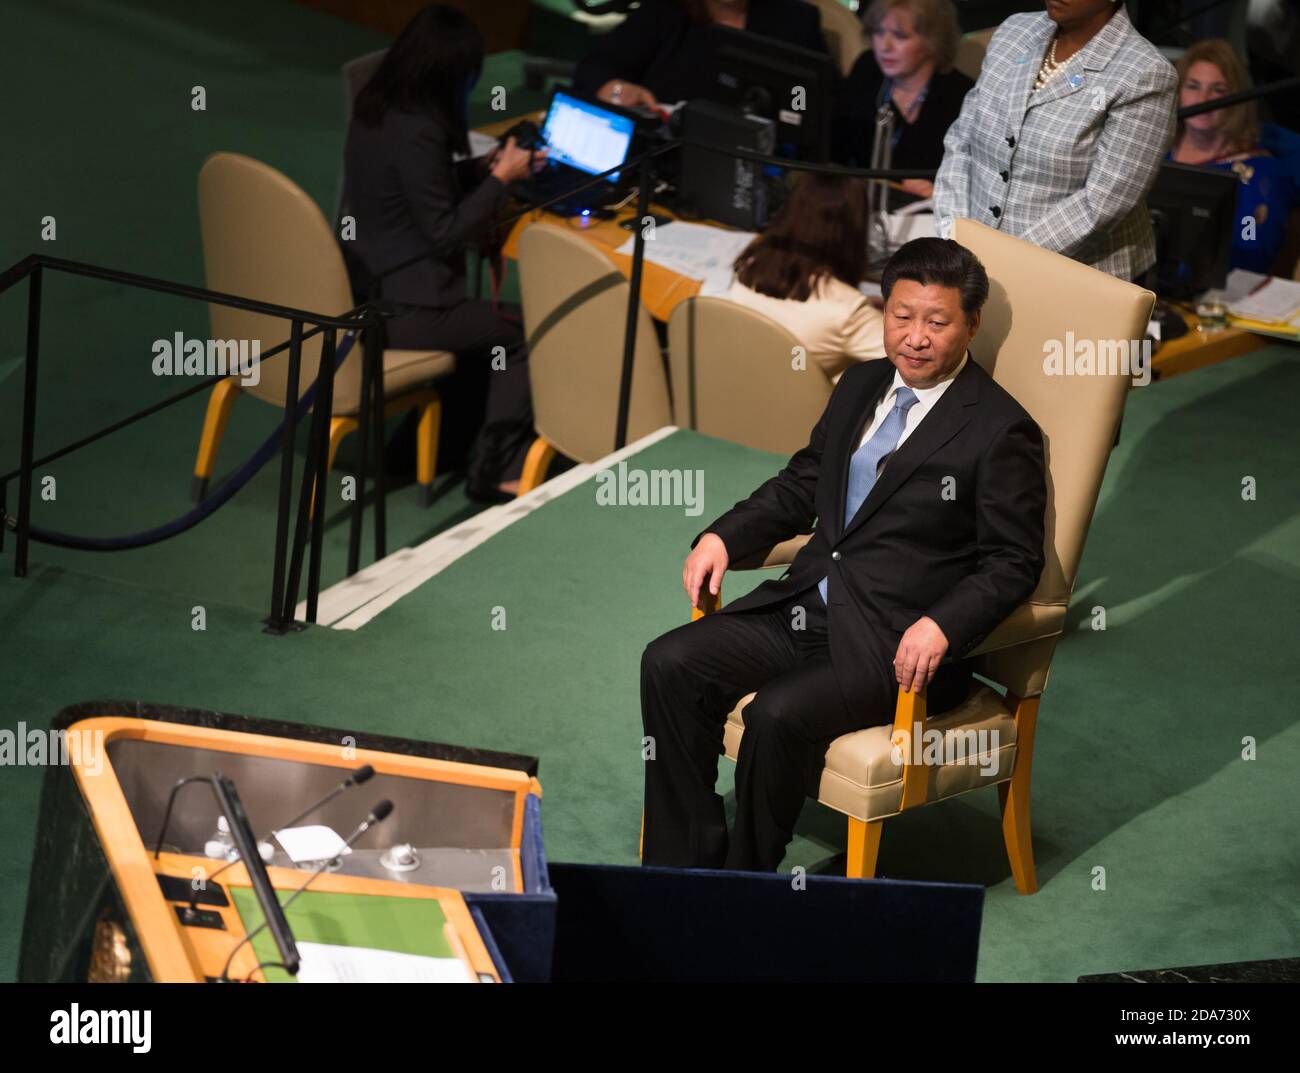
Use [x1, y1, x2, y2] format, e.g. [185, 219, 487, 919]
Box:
[857, 353, 968, 455]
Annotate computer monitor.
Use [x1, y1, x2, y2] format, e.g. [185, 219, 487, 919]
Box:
[1147, 161, 1239, 298]
[540, 88, 637, 184]
[706, 25, 836, 163]
[678, 100, 775, 230]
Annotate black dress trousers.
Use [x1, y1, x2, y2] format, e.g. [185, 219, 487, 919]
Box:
[640, 585, 898, 873]
[386, 299, 534, 487]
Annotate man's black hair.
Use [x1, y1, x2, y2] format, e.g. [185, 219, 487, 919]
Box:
[880, 237, 989, 318]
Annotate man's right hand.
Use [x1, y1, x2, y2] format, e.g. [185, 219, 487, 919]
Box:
[684, 533, 729, 609]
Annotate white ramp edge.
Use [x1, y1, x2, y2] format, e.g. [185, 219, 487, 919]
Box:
[298, 425, 679, 631]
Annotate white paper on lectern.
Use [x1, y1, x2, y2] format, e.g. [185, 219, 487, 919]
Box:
[273, 825, 351, 863]
[294, 941, 472, 983]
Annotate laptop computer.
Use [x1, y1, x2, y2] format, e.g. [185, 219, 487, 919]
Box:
[510, 88, 639, 217]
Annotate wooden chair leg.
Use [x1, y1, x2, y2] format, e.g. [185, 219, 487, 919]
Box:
[416, 395, 441, 507]
[518, 436, 556, 494]
[999, 694, 1041, 895]
[846, 816, 883, 879]
[191, 379, 241, 501]
[308, 416, 356, 520]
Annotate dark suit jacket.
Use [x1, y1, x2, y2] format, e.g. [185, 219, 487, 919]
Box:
[693, 356, 1047, 709]
[573, 0, 825, 105]
[341, 108, 508, 308]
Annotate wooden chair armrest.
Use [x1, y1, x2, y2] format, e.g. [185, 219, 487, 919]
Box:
[891, 684, 930, 809]
[731, 533, 814, 571]
[690, 533, 814, 619]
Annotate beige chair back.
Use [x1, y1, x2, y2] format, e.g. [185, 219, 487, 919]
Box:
[516, 223, 672, 462]
[953, 217, 1156, 611]
[667, 296, 834, 455]
[953, 27, 996, 81]
[807, 0, 868, 76]
[198, 152, 368, 414]
[342, 49, 386, 120]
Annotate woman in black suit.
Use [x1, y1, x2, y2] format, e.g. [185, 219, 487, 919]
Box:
[341, 5, 540, 500]
[833, 0, 972, 204]
[574, 0, 826, 111]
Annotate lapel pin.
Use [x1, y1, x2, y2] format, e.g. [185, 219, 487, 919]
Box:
[1069, 75, 1083, 88]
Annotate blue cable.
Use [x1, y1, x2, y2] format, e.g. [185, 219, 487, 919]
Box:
[9, 332, 357, 551]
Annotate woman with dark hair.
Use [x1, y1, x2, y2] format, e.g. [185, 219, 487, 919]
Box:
[726, 173, 885, 382]
[573, 0, 826, 111]
[341, 4, 541, 501]
[1168, 39, 1295, 274]
[833, 0, 973, 203]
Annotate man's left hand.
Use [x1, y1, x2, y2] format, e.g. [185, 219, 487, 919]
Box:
[894, 616, 949, 693]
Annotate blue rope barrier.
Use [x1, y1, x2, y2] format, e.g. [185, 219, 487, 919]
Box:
[6, 332, 357, 551]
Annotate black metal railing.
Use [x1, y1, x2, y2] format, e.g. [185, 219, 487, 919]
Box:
[0, 253, 391, 633]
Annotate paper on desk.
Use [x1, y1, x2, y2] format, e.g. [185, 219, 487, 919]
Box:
[881, 211, 936, 246]
[614, 221, 757, 282]
[294, 941, 473, 983]
[1227, 276, 1300, 324]
[274, 825, 351, 863]
[453, 130, 501, 162]
[1201, 268, 1267, 305]
[892, 197, 934, 216]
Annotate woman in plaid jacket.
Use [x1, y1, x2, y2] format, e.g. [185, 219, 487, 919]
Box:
[934, 1, 1177, 281]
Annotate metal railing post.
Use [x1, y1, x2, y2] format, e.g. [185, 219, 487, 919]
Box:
[305, 327, 338, 624]
[615, 155, 653, 452]
[266, 319, 304, 631]
[368, 318, 387, 560]
[15, 267, 42, 578]
[347, 312, 373, 577]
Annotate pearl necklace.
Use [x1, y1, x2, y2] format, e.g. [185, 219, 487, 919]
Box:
[1033, 37, 1065, 93]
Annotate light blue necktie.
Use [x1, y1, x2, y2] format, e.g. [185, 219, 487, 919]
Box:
[818, 387, 919, 604]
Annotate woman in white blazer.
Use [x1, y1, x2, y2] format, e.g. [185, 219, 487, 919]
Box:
[726, 173, 885, 383]
[933, 0, 1177, 280]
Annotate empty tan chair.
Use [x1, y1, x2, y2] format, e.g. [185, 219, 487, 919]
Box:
[954, 27, 996, 81]
[192, 152, 454, 507]
[684, 218, 1156, 892]
[515, 223, 672, 490]
[333, 48, 387, 225]
[342, 48, 386, 117]
[667, 296, 836, 456]
[807, 0, 869, 76]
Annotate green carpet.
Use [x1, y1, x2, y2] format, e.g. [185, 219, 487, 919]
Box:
[1, 0, 1298, 983]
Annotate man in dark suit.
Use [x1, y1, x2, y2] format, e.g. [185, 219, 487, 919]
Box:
[640, 237, 1047, 872]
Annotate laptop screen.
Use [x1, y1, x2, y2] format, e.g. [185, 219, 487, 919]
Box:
[541, 90, 635, 183]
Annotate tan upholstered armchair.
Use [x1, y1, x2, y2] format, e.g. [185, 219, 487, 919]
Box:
[191, 153, 454, 508]
[671, 219, 1156, 892]
[515, 223, 672, 493]
[667, 296, 836, 456]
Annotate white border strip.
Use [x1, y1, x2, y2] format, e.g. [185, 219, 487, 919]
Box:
[299, 425, 678, 631]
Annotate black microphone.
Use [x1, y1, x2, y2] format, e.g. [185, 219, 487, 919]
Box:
[219, 800, 394, 982]
[202, 765, 376, 890]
